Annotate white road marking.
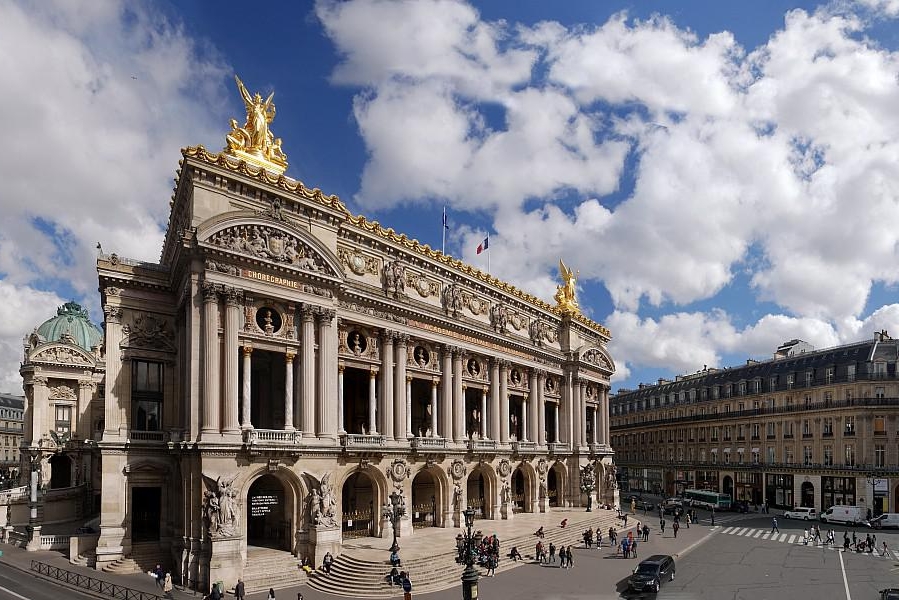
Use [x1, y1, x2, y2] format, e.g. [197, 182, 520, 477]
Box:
[778, 534, 788, 542]
[723, 526, 736, 534]
[0, 584, 32, 600]
[787, 535, 797, 544]
[838, 549, 852, 600]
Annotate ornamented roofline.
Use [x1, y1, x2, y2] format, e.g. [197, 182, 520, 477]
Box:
[179, 145, 611, 338]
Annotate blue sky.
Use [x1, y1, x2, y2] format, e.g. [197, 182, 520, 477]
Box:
[3, 0, 899, 392]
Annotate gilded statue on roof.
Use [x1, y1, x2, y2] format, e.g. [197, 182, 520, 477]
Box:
[224, 75, 288, 174]
[554, 259, 580, 314]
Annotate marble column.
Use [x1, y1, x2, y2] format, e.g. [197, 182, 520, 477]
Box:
[480, 388, 488, 439]
[284, 351, 295, 430]
[440, 347, 453, 439]
[489, 360, 501, 441]
[380, 332, 395, 439]
[337, 365, 345, 434]
[102, 304, 124, 437]
[499, 361, 510, 443]
[394, 335, 408, 441]
[30, 377, 48, 444]
[452, 349, 464, 442]
[537, 371, 546, 445]
[405, 375, 413, 438]
[368, 368, 378, 435]
[521, 395, 528, 442]
[301, 308, 316, 438]
[315, 308, 337, 438]
[241, 346, 253, 429]
[579, 379, 588, 448]
[430, 379, 439, 437]
[201, 282, 220, 437]
[592, 403, 598, 445]
[601, 386, 610, 446]
[528, 369, 539, 443]
[222, 288, 242, 435]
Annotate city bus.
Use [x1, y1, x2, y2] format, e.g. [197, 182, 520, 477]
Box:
[683, 489, 732, 510]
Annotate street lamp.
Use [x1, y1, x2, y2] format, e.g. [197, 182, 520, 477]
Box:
[461, 507, 479, 600]
[25, 445, 42, 547]
[387, 490, 405, 553]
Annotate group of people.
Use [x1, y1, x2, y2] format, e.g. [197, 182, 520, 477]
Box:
[151, 564, 174, 598]
[455, 531, 501, 576]
[533, 539, 576, 568]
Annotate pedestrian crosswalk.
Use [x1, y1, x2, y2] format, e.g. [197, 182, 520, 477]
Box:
[714, 525, 899, 559]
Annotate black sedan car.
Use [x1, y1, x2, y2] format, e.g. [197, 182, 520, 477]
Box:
[629, 554, 676, 593]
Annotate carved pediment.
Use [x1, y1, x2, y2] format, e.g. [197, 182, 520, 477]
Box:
[208, 224, 337, 277]
[30, 344, 93, 366]
[48, 384, 77, 400]
[581, 347, 613, 371]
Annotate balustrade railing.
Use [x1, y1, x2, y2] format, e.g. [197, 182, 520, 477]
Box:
[411, 436, 447, 450]
[39, 534, 70, 551]
[243, 429, 303, 445]
[467, 438, 497, 451]
[341, 433, 387, 448]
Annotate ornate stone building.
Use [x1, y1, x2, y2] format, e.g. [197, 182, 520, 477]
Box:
[611, 332, 899, 517]
[0, 393, 25, 481]
[18, 77, 617, 592]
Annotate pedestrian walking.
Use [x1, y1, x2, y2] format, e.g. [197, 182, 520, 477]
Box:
[566, 546, 574, 569]
[235, 578, 245, 600]
[266, 588, 275, 600]
[813, 526, 821, 545]
[597, 531, 603, 548]
[558, 545, 567, 568]
[549, 542, 556, 563]
[843, 531, 850, 552]
[685, 513, 691, 528]
[660, 518, 666, 534]
[827, 530, 835, 547]
[673, 521, 679, 538]
[486, 554, 497, 577]
[771, 517, 779, 534]
[802, 528, 809, 545]
[401, 572, 413, 600]
[883, 541, 891, 558]
[711, 508, 715, 526]
[642, 524, 650, 542]
[631, 538, 638, 558]
[163, 573, 173, 599]
[153, 564, 165, 590]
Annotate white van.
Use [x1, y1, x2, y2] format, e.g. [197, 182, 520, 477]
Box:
[819, 505, 867, 526]
[783, 507, 817, 520]
[867, 513, 899, 529]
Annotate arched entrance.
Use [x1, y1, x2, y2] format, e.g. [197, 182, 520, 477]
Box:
[800, 482, 814, 508]
[548, 463, 565, 507]
[342, 471, 376, 539]
[722, 475, 734, 500]
[247, 474, 289, 550]
[467, 466, 494, 520]
[49, 454, 72, 489]
[411, 470, 438, 528]
[511, 467, 533, 513]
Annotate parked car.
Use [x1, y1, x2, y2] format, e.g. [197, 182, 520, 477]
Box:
[635, 498, 655, 511]
[783, 507, 817, 520]
[820, 505, 867, 526]
[629, 554, 676, 593]
[867, 513, 899, 529]
[880, 589, 899, 600]
[662, 500, 684, 515]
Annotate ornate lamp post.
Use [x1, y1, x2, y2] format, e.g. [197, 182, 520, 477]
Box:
[461, 507, 479, 600]
[387, 490, 405, 552]
[25, 444, 42, 549]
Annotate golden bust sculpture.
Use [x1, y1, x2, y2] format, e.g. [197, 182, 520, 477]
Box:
[224, 75, 288, 174]
[554, 259, 580, 314]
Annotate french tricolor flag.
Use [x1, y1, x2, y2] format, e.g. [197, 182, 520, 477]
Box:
[476, 236, 489, 254]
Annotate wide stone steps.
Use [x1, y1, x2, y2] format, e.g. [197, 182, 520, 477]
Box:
[102, 543, 171, 575]
[71, 549, 96, 568]
[241, 547, 307, 595]
[306, 511, 625, 597]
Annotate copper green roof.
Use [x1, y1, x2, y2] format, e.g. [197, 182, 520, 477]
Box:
[36, 302, 102, 351]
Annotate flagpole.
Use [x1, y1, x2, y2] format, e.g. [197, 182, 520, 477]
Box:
[442, 206, 447, 255]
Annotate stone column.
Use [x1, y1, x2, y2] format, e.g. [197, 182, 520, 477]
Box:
[601, 386, 610, 446]
[301, 307, 316, 438]
[452, 349, 464, 442]
[528, 369, 539, 443]
[368, 368, 378, 435]
[537, 371, 546, 445]
[77, 381, 94, 441]
[380, 331, 395, 439]
[490, 360, 501, 441]
[440, 347, 453, 439]
[201, 282, 220, 438]
[592, 403, 598, 445]
[337, 365, 345, 434]
[499, 361, 510, 443]
[284, 351, 295, 430]
[579, 379, 588, 448]
[430, 379, 439, 437]
[480, 388, 488, 439]
[554, 403, 560, 444]
[405, 375, 413, 438]
[241, 346, 253, 429]
[315, 308, 338, 438]
[102, 304, 124, 437]
[222, 288, 242, 435]
[521, 395, 528, 442]
[394, 334, 408, 441]
[30, 377, 48, 444]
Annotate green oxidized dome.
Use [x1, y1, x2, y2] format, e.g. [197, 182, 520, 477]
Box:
[36, 302, 102, 351]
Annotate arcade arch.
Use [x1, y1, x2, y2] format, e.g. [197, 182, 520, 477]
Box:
[467, 465, 496, 520]
[411, 467, 447, 528]
[548, 462, 566, 507]
[511, 464, 536, 514]
[340, 467, 388, 539]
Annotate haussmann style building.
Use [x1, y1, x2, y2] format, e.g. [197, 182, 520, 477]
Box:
[611, 332, 899, 517]
[16, 76, 617, 593]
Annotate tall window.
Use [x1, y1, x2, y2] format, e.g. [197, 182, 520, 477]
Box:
[132, 360, 163, 431]
[766, 422, 775, 437]
[767, 446, 775, 463]
[875, 445, 886, 468]
[847, 364, 856, 382]
[823, 418, 833, 435]
[874, 415, 885, 434]
[785, 448, 794, 464]
[54, 405, 72, 435]
[844, 445, 855, 467]
[844, 416, 855, 435]
[787, 374, 794, 389]
[823, 445, 833, 466]
[825, 367, 834, 384]
[803, 446, 813, 466]
[803, 419, 811, 436]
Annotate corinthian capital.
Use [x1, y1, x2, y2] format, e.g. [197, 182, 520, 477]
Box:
[201, 281, 219, 303]
[103, 304, 123, 324]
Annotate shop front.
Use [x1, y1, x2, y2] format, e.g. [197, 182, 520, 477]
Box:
[765, 474, 794, 509]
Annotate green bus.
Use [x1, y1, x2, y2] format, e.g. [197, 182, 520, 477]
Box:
[684, 489, 732, 510]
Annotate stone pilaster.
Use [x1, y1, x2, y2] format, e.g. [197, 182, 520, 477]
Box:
[394, 334, 409, 440]
[200, 282, 220, 439]
[301, 307, 316, 437]
[222, 287, 242, 436]
[102, 304, 124, 438]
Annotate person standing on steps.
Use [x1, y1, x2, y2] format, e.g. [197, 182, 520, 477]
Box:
[400, 571, 413, 600]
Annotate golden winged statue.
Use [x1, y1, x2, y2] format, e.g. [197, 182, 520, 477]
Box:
[223, 75, 288, 173]
[554, 259, 580, 314]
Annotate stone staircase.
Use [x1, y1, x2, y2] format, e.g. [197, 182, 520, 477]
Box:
[71, 548, 97, 568]
[102, 542, 172, 575]
[306, 512, 627, 597]
[241, 547, 308, 595]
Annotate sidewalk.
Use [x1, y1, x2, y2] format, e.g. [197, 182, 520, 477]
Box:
[0, 542, 200, 600]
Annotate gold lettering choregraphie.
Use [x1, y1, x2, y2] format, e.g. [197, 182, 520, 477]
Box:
[241, 269, 299, 289]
